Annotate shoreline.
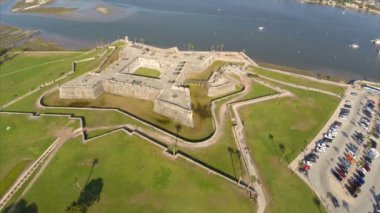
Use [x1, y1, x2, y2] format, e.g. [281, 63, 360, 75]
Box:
[301, 0, 380, 16]
[255, 61, 348, 83]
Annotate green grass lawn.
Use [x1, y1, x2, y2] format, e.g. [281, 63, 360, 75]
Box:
[133, 67, 161, 79]
[239, 85, 339, 213]
[0, 50, 104, 106]
[14, 132, 255, 212]
[249, 66, 346, 96]
[239, 81, 278, 102]
[0, 114, 76, 196]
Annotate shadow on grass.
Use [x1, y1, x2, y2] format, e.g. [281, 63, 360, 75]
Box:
[313, 196, 322, 213]
[66, 178, 104, 213]
[227, 146, 237, 178]
[3, 199, 37, 213]
[67, 158, 103, 212]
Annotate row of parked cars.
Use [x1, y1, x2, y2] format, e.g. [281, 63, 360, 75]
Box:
[339, 100, 352, 119]
[373, 112, 380, 138]
[331, 98, 379, 198]
[299, 121, 342, 175]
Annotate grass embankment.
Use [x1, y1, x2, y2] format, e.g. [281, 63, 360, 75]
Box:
[186, 61, 244, 81]
[98, 47, 122, 71]
[256, 61, 346, 83]
[0, 114, 76, 196]
[0, 24, 36, 49]
[12, 0, 74, 15]
[20, 7, 75, 14]
[133, 67, 161, 79]
[0, 49, 105, 106]
[13, 132, 255, 212]
[0, 24, 64, 51]
[239, 81, 278, 101]
[249, 66, 346, 96]
[239, 84, 339, 213]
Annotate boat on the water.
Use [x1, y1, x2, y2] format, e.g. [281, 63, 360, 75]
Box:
[258, 26, 265, 31]
[349, 43, 360, 49]
[371, 39, 380, 45]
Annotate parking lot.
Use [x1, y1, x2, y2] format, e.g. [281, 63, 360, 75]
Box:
[295, 86, 380, 213]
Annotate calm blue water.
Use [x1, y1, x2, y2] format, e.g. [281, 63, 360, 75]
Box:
[1, 0, 379, 81]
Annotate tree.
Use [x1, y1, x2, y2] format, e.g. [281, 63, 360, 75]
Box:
[187, 43, 193, 51]
[172, 124, 182, 156]
[313, 197, 322, 213]
[139, 38, 145, 44]
[235, 149, 243, 172]
[85, 158, 99, 187]
[227, 147, 237, 177]
[279, 143, 289, 164]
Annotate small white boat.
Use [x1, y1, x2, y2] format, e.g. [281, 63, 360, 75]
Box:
[371, 39, 380, 45]
[258, 26, 265, 31]
[349, 44, 359, 49]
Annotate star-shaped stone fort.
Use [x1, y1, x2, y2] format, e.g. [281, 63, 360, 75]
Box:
[59, 37, 229, 127]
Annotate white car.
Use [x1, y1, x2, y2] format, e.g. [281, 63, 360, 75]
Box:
[303, 160, 313, 166]
[345, 100, 352, 104]
[316, 146, 326, 153]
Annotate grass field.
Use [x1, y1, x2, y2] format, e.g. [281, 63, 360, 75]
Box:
[249, 66, 346, 96]
[0, 50, 104, 106]
[239, 81, 278, 102]
[133, 67, 161, 78]
[15, 132, 255, 212]
[0, 114, 76, 196]
[239, 85, 339, 213]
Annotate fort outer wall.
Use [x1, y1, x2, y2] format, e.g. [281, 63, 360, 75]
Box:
[153, 99, 194, 128]
[59, 80, 104, 99]
[102, 79, 160, 101]
[207, 82, 236, 97]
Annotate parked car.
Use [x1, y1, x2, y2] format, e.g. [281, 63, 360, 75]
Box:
[332, 170, 342, 181]
[336, 168, 346, 178]
[344, 104, 352, 109]
[356, 169, 365, 178]
[330, 195, 339, 208]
